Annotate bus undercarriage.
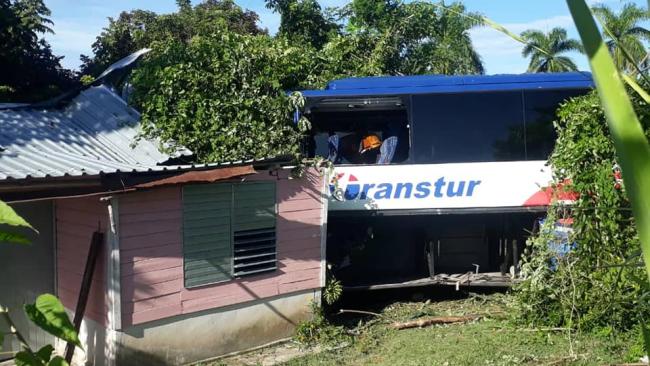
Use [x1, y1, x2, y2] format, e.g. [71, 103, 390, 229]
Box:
[327, 209, 543, 290]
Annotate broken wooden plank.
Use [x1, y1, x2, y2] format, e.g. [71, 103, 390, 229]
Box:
[391, 315, 480, 330]
[64, 231, 104, 363]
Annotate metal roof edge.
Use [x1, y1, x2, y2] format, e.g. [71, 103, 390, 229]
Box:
[0, 156, 293, 185]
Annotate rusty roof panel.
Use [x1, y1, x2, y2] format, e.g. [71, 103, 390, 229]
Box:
[134, 165, 257, 189]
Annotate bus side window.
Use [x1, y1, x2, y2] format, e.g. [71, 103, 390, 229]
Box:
[411, 92, 525, 164]
[524, 89, 585, 160]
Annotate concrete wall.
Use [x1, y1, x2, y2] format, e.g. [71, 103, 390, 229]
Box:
[117, 289, 319, 366]
[118, 169, 325, 327]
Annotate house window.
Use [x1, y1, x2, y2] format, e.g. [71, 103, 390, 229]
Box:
[182, 182, 277, 288]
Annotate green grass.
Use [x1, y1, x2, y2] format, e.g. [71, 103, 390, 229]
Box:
[281, 295, 641, 366]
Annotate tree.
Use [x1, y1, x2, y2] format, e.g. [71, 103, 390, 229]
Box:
[112, 0, 487, 166]
[521, 27, 583, 72]
[265, 0, 339, 49]
[80, 0, 265, 78]
[0, 0, 77, 102]
[592, 3, 650, 73]
[400, 2, 484, 75]
[319, 0, 485, 78]
[516, 89, 650, 331]
[130, 31, 315, 163]
[347, 0, 403, 30]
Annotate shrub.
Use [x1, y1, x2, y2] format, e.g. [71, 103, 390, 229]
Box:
[514, 90, 650, 332]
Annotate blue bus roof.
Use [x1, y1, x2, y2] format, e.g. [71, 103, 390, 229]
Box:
[299, 72, 594, 98]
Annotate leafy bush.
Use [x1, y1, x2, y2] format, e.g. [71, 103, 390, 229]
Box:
[294, 301, 351, 347]
[130, 30, 316, 163]
[515, 90, 650, 331]
[323, 275, 342, 306]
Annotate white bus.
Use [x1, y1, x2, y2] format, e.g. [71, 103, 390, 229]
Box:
[300, 72, 592, 290]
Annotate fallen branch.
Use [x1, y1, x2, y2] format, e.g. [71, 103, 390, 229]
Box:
[541, 353, 590, 366]
[337, 309, 381, 317]
[545, 355, 578, 366]
[391, 315, 480, 330]
[520, 327, 571, 332]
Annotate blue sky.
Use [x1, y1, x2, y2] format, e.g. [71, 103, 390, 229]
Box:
[43, 0, 643, 74]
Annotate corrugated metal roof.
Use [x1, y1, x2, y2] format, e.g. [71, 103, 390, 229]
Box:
[0, 84, 180, 180]
[299, 72, 594, 98]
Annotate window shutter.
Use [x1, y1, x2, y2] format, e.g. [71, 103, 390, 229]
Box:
[182, 184, 233, 287]
[232, 182, 277, 276]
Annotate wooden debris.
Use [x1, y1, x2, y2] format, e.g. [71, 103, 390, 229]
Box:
[391, 315, 480, 330]
[544, 355, 578, 366]
[520, 327, 570, 332]
[338, 309, 381, 317]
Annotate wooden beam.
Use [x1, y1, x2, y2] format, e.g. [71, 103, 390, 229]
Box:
[64, 231, 104, 363]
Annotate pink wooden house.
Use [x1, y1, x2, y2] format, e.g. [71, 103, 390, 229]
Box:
[55, 166, 326, 365]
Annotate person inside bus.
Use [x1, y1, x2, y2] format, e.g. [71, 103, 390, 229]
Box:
[328, 129, 395, 164]
[359, 133, 382, 164]
[327, 123, 399, 164]
[328, 130, 366, 164]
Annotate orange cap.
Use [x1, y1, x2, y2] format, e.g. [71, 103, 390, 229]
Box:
[360, 134, 381, 153]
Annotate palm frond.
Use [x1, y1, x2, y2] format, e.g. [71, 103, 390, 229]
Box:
[553, 56, 579, 71]
[626, 26, 650, 40]
[592, 5, 617, 26]
[556, 39, 584, 53]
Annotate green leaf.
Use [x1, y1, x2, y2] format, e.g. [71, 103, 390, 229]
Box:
[622, 73, 650, 104]
[567, 0, 650, 282]
[36, 345, 54, 363]
[47, 356, 69, 366]
[0, 231, 31, 245]
[15, 351, 46, 366]
[24, 294, 81, 348]
[0, 200, 34, 230]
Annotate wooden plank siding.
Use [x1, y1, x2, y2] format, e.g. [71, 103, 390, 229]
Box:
[55, 197, 109, 326]
[118, 169, 325, 326]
